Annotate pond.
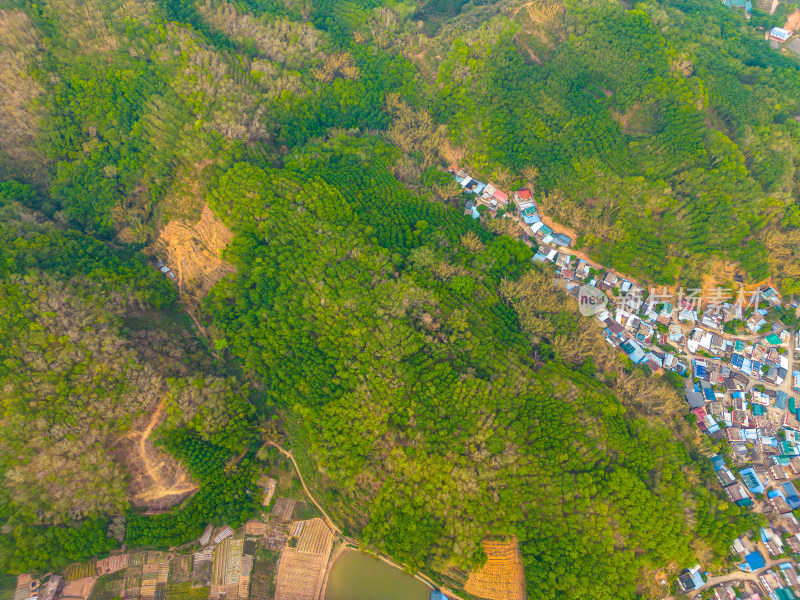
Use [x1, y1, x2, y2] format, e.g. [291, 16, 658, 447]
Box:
[325, 551, 431, 600]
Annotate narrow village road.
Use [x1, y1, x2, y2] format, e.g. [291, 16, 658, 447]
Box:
[687, 554, 785, 599]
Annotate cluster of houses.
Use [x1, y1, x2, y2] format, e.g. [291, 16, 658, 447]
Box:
[447, 164, 800, 597]
[708, 453, 800, 513]
[688, 331, 792, 388]
[559, 275, 695, 376]
[679, 552, 800, 599]
[448, 165, 573, 256]
[678, 509, 800, 598]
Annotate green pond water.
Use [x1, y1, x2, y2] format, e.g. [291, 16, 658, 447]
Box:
[325, 551, 431, 600]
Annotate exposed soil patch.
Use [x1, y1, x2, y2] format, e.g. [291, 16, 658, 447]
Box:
[113, 398, 197, 511]
[785, 8, 800, 31]
[154, 204, 235, 301]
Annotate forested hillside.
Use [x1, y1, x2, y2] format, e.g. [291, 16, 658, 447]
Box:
[0, 0, 797, 596]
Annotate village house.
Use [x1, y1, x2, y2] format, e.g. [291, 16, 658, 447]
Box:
[769, 492, 793, 514]
[748, 310, 768, 333]
[599, 271, 618, 291]
[676, 566, 705, 593]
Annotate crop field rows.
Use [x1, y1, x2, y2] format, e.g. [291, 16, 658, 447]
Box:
[163, 583, 209, 600]
[96, 554, 130, 575]
[168, 556, 192, 585]
[64, 564, 97, 581]
[87, 572, 125, 600]
[211, 540, 229, 587]
[248, 550, 279, 600]
[464, 539, 526, 600]
[271, 498, 296, 521]
[224, 539, 244, 586]
[191, 553, 212, 589]
[272, 549, 327, 600]
[123, 565, 142, 599]
[294, 519, 333, 556]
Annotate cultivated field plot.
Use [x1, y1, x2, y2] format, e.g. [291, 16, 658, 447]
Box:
[248, 549, 279, 600]
[146, 552, 170, 565]
[140, 565, 159, 600]
[13, 575, 31, 600]
[164, 583, 208, 600]
[64, 564, 97, 582]
[224, 538, 244, 586]
[262, 523, 288, 551]
[273, 519, 333, 600]
[271, 498, 297, 521]
[211, 539, 230, 587]
[294, 519, 333, 556]
[168, 556, 192, 585]
[87, 573, 124, 600]
[123, 565, 142, 599]
[191, 551, 212, 588]
[244, 521, 267, 537]
[96, 554, 130, 575]
[61, 577, 98, 600]
[464, 538, 526, 600]
[272, 550, 327, 600]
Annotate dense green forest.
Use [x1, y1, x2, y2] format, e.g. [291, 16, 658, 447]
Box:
[0, 0, 798, 596]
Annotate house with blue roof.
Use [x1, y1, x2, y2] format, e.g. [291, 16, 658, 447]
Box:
[739, 551, 766, 572]
[766, 333, 783, 346]
[782, 441, 800, 456]
[739, 468, 765, 494]
[693, 359, 707, 378]
[468, 180, 486, 195]
[784, 482, 800, 509]
[522, 214, 541, 225]
[620, 339, 646, 364]
[676, 566, 705, 593]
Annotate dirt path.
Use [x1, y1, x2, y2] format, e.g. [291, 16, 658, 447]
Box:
[687, 553, 784, 598]
[522, 209, 646, 288]
[114, 397, 197, 508]
[266, 441, 463, 599]
[266, 441, 343, 538]
[136, 398, 197, 502]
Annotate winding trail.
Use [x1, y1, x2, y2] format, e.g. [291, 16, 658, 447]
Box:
[265, 441, 463, 599]
[265, 441, 343, 538]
